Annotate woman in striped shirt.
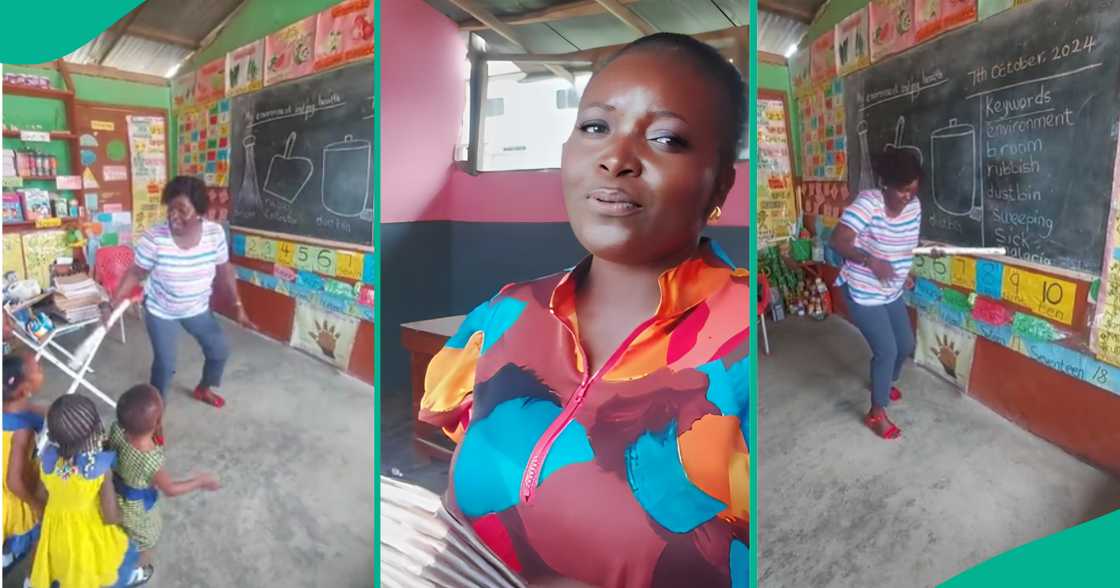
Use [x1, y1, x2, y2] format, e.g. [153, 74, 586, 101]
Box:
[830, 149, 923, 439]
[107, 176, 254, 413]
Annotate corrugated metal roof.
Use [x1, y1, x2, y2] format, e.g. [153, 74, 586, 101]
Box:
[757, 11, 807, 56]
[131, 0, 242, 42]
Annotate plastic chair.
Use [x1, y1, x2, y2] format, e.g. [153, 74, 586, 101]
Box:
[758, 272, 771, 355]
[92, 245, 143, 343]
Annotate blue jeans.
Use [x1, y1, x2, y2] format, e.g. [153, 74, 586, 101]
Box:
[843, 286, 915, 409]
[144, 308, 229, 397]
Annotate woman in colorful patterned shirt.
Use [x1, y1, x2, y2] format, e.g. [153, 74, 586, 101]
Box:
[416, 33, 749, 587]
[107, 176, 254, 410]
[830, 149, 924, 439]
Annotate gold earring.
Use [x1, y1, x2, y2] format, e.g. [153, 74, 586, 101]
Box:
[708, 206, 722, 222]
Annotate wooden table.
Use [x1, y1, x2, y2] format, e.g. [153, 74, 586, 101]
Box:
[400, 315, 465, 460]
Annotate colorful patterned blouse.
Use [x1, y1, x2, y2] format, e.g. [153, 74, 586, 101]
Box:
[421, 238, 749, 588]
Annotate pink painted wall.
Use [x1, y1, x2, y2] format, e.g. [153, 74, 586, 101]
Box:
[380, 0, 750, 228]
[444, 163, 750, 226]
[380, 0, 464, 223]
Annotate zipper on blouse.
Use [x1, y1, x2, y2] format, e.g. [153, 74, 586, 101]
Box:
[519, 314, 659, 503]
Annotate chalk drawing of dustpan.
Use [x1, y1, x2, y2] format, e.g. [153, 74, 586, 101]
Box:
[322, 135, 371, 218]
[263, 131, 313, 203]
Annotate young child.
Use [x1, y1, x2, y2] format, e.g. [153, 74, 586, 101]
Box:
[3, 353, 46, 572]
[107, 384, 219, 582]
[30, 394, 142, 588]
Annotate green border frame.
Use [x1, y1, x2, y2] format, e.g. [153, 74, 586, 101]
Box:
[748, 1, 759, 587]
[373, 0, 383, 585]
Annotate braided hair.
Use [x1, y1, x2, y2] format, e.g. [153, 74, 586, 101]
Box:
[3, 354, 27, 401]
[47, 394, 104, 460]
[598, 32, 748, 165]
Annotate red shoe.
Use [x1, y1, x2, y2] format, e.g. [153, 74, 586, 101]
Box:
[153, 425, 164, 446]
[193, 386, 226, 408]
[890, 386, 902, 402]
[864, 412, 901, 439]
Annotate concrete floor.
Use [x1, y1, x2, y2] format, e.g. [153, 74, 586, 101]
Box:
[759, 316, 1120, 587]
[4, 315, 374, 587]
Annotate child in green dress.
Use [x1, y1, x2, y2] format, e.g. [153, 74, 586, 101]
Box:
[107, 384, 220, 582]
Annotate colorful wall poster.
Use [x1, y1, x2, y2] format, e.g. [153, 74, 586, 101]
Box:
[835, 8, 871, 76]
[314, 0, 374, 71]
[916, 0, 977, 42]
[177, 100, 231, 187]
[171, 70, 196, 111]
[916, 313, 977, 389]
[796, 78, 847, 181]
[194, 58, 226, 104]
[790, 49, 812, 97]
[126, 116, 168, 238]
[869, 0, 917, 62]
[21, 230, 69, 289]
[756, 99, 797, 242]
[3, 233, 26, 279]
[226, 40, 264, 97]
[800, 181, 852, 218]
[265, 15, 317, 86]
[811, 29, 838, 83]
[289, 301, 360, 369]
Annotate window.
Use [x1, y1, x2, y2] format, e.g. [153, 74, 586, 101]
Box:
[475, 61, 592, 172]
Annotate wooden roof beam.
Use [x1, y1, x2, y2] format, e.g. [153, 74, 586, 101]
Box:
[125, 25, 202, 50]
[447, 0, 574, 83]
[759, 0, 815, 24]
[593, 0, 656, 36]
[459, 0, 641, 32]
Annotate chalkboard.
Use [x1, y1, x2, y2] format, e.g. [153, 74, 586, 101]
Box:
[845, 0, 1120, 274]
[230, 61, 374, 246]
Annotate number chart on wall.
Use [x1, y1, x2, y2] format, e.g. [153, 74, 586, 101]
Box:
[844, 0, 1120, 275]
[229, 61, 374, 246]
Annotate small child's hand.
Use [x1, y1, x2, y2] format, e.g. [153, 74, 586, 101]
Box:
[199, 473, 220, 491]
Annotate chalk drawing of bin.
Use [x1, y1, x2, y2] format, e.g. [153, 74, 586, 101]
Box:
[322, 134, 371, 217]
[930, 118, 979, 220]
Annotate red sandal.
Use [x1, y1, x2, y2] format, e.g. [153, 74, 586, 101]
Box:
[864, 413, 901, 439]
[890, 386, 902, 402]
[193, 386, 226, 408]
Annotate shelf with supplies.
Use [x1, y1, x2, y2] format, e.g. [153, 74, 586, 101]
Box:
[3, 83, 74, 100]
[2, 130, 77, 141]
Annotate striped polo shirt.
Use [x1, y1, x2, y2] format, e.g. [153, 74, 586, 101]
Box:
[836, 189, 921, 306]
[134, 220, 229, 319]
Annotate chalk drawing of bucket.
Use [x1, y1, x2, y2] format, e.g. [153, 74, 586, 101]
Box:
[321, 135, 371, 217]
[930, 119, 979, 219]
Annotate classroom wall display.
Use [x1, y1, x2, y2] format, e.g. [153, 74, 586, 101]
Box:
[3, 233, 25, 278]
[756, 98, 797, 242]
[911, 254, 1078, 326]
[126, 116, 168, 238]
[205, 187, 230, 223]
[790, 50, 812, 96]
[916, 313, 977, 389]
[171, 71, 196, 111]
[226, 41, 265, 97]
[265, 16, 317, 87]
[978, 0, 1028, 20]
[915, 0, 977, 42]
[229, 61, 374, 246]
[811, 29, 838, 83]
[314, 0, 375, 72]
[797, 78, 847, 181]
[289, 301, 359, 369]
[177, 100, 232, 187]
[234, 265, 373, 322]
[800, 181, 851, 218]
[195, 58, 226, 104]
[844, 0, 1120, 275]
[74, 103, 143, 214]
[21, 230, 68, 289]
[869, 0, 917, 62]
[835, 8, 871, 76]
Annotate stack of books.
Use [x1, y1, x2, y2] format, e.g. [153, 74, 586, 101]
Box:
[52, 273, 105, 322]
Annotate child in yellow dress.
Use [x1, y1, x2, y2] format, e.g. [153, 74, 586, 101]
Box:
[3, 353, 47, 572]
[30, 394, 144, 588]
